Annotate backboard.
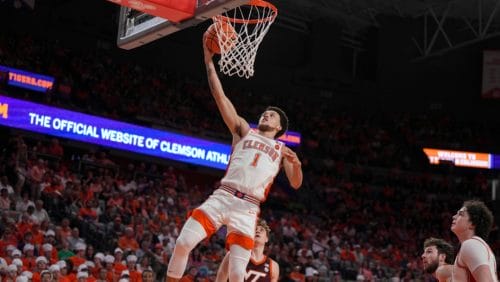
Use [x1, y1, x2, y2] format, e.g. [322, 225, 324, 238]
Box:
[116, 0, 247, 50]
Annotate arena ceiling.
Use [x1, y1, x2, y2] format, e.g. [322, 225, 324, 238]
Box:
[277, 0, 500, 59]
[5, 0, 500, 59]
[21, 0, 500, 28]
[280, 0, 500, 26]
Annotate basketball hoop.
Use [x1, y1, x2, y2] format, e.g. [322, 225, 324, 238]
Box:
[212, 0, 278, 79]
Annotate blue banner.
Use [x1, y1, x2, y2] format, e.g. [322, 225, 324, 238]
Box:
[0, 95, 231, 170]
[0, 65, 55, 93]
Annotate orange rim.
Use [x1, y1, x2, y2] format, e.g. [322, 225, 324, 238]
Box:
[218, 0, 278, 25]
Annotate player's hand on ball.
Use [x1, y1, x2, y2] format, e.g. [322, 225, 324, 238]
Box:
[202, 31, 214, 60]
[284, 147, 301, 167]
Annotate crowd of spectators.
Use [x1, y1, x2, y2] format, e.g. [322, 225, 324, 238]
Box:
[0, 32, 499, 282]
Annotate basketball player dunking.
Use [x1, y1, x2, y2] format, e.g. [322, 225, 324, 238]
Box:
[421, 237, 455, 282]
[216, 220, 279, 282]
[165, 30, 303, 282]
[451, 200, 498, 282]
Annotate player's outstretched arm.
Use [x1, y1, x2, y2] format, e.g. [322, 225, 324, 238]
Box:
[282, 146, 302, 189]
[203, 32, 250, 139]
[215, 252, 230, 282]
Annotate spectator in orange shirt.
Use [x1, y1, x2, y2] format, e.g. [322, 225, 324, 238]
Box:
[339, 244, 356, 262]
[32, 256, 50, 281]
[113, 248, 127, 275]
[41, 177, 64, 198]
[42, 230, 58, 261]
[91, 253, 105, 278]
[21, 244, 37, 270]
[1, 230, 19, 258]
[41, 244, 57, 265]
[289, 265, 305, 282]
[1, 245, 15, 263]
[78, 200, 98, 223]
[17, 217, 34, 243]
[79, 184, 94, 206]
[104, 255, 119, 282]
[47, 138, 64, 157]
[95, 267, 108, 282]
[78, 264, 97, 282]
[125, 255, 141, 282]
[118, 227, 140, 252]
[106, 192, 124, 213]
[57, 260, 72, 282]
[69, 243, 87, 268]
[31, 224, 45, 246]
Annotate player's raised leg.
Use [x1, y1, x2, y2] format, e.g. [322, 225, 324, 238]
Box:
[166, 217, 208, 281]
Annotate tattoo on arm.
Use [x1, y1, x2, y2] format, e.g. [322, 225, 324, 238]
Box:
[206, 67, 216, 92]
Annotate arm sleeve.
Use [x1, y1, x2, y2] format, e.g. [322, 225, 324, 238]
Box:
[460, 239, 490, 272]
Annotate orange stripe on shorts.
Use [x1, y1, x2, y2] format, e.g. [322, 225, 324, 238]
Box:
[226, 232, 254, 250]
[191, 209, 216, 237]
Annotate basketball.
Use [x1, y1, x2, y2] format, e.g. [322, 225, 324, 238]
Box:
[205, 22, 237, 54]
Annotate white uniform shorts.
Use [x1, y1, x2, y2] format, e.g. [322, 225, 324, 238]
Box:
[191, 188, 261, 250]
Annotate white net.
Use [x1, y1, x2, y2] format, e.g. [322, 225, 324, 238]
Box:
[212, 0, 277, 79]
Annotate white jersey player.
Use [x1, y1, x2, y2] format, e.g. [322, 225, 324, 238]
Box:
[165, 31, 303, 282]
[221, 129, 285, 202]
[451, 200, 498, 282]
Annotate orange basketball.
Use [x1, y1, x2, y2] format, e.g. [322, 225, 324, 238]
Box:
[205, 22, 237, 54]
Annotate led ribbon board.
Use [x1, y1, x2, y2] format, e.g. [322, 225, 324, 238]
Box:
[277, 131, 301, 146]
[0, 65, 55, 93]
[0, 95, 231, 170]
[423, 148, 492, 169]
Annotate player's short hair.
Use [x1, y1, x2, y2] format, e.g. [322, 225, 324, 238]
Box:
[264, 106, 288, 139]
[463, 200, 494, 240]
[423, 237, 455, 264]
[257, 219, 271, 236]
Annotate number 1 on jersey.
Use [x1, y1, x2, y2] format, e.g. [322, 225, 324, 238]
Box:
[250, 153, 261, 167]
